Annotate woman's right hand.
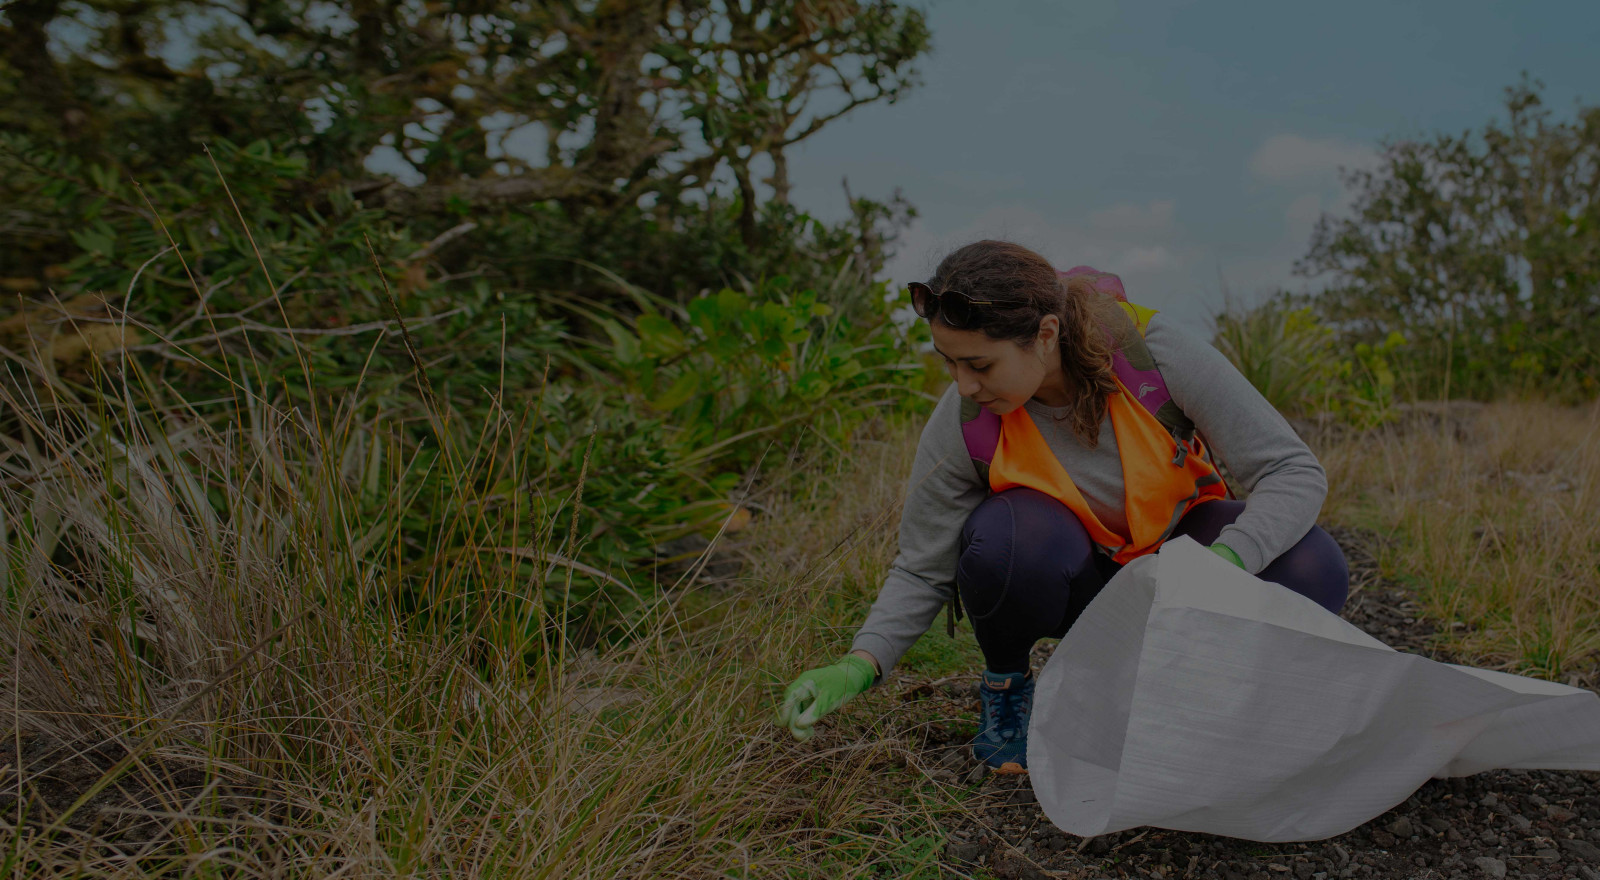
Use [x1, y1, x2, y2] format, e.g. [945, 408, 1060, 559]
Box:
[776, 654, 877, 740]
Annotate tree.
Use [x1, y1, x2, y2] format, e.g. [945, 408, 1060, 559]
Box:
[1294, 75, 1600, 399]
[0, 1, 937, 646]
[1, 0, 931, 294]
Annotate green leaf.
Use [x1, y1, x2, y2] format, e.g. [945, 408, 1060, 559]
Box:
[687, 296, 720, 333]
[793, 371, 832, 400]
[597, 318, 641, 366]
[651, 372, 701, 411]
[715, 288, 749, 316]
[70, 227, 115, 259]
[636, 313, 686, 357]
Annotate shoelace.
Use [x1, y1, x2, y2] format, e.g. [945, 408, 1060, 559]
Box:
[982, 681, 1033, 739]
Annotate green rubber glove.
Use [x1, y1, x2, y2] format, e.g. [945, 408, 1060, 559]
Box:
[1208, 542, 1245, 569]
[777, 655, 876, 741]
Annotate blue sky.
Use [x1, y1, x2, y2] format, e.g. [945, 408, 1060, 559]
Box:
[784, 0, 1599, 331]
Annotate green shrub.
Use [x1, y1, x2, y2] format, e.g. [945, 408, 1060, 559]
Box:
[1213, 295, 1407, 427]
[0, 134, 929, 655]
[1211, 295, 1336, 416]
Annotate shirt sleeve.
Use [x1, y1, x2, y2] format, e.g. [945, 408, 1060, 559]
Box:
[1142, 315, 1329, 573]
[849, 382, 990, 680]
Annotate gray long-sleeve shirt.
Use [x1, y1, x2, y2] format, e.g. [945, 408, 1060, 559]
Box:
[849, 313, 1328, 678]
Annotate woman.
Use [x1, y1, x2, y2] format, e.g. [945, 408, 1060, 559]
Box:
[775, 240, 1349, 774]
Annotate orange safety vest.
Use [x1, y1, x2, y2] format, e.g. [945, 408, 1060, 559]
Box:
[986, 376, 1227, 565]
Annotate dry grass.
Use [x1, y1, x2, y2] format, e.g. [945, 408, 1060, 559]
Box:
[0, 347, 954, 877]
[8, 321, 1595, 878]
[1318, 399, 1600, 683]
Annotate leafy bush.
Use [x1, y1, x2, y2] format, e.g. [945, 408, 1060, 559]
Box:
[1213, 294, 1406, 427]
[0, 132, 929, 653]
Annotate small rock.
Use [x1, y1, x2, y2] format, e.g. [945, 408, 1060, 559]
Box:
[1560, 838, 1600, 863]
[990, 848, 1047, 880]
[1534, 849, 1561, 862]
[1473, 856, 1507, 878]
[1447, 828, 1464, 842]
[1481, 793, 1499, 807]
[1545, 804, 1577, 822]
[946, 842, 985, 865]
[1579, 866, 1600, 880]
[964, 763, 988, 785]
[1371, 830, 1396, 848]
[1006, 787, 1035, 806]
[1330, 844, 1351, 867]
[1425, 815, 1452, 833]
[1387, 816, 1414, 838]
[1084, 837, 1110, 855]
[1510, 814, 1533, 831]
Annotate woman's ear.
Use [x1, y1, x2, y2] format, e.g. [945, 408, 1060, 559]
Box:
[1038, 313, 1060, 354]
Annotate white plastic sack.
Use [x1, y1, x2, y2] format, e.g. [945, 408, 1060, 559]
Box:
[1029, 536, 1600, 842]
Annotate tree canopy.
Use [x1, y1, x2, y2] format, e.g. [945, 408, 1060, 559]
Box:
[3, 0, 930, 294]
[1296, 76, 1600, 398]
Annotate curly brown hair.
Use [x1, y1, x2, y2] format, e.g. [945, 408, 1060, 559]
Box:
[926, 240, 1121, 446]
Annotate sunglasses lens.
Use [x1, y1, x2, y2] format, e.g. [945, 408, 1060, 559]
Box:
[909, 283, 983, 328]
[943, 293, 972, 328]
[909, 283, 935, 319]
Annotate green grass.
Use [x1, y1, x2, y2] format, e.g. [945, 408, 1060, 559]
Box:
[898, 622, 986, 679]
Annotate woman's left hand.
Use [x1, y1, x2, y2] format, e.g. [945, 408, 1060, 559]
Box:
[1208, 543, 1245, 569]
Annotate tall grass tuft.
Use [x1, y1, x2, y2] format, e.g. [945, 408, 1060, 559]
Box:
[0, 335, 958, 876]
[1211, 296, 1335, 417]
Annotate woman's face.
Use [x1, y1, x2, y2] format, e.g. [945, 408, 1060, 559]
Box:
[929, 314, 1064, 414]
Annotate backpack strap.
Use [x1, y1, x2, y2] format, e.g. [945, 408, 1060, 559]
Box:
[959, 395, 1001, 484]
[1103, 302, 1196, 445]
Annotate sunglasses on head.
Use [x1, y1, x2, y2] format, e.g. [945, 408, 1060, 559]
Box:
[907, 281, 993, 330]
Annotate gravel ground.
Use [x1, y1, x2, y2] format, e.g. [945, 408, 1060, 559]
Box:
[898, 526, 1600, 880]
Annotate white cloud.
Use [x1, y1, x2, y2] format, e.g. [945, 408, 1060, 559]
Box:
[1248, 134, 1378, 186]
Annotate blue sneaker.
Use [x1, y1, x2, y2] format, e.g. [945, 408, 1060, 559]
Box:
[972, 669, 1034, 774]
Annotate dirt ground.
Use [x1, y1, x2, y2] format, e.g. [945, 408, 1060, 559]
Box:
[902, 526, 1600, 880]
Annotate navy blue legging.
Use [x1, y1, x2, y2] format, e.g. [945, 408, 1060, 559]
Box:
[955, 488, 1350, 674]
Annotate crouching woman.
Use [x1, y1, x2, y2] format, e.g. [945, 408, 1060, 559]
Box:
[775, 239, 1349, 774]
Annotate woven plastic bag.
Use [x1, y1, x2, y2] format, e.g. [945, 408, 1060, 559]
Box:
[1028, 536, 1600, 842]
